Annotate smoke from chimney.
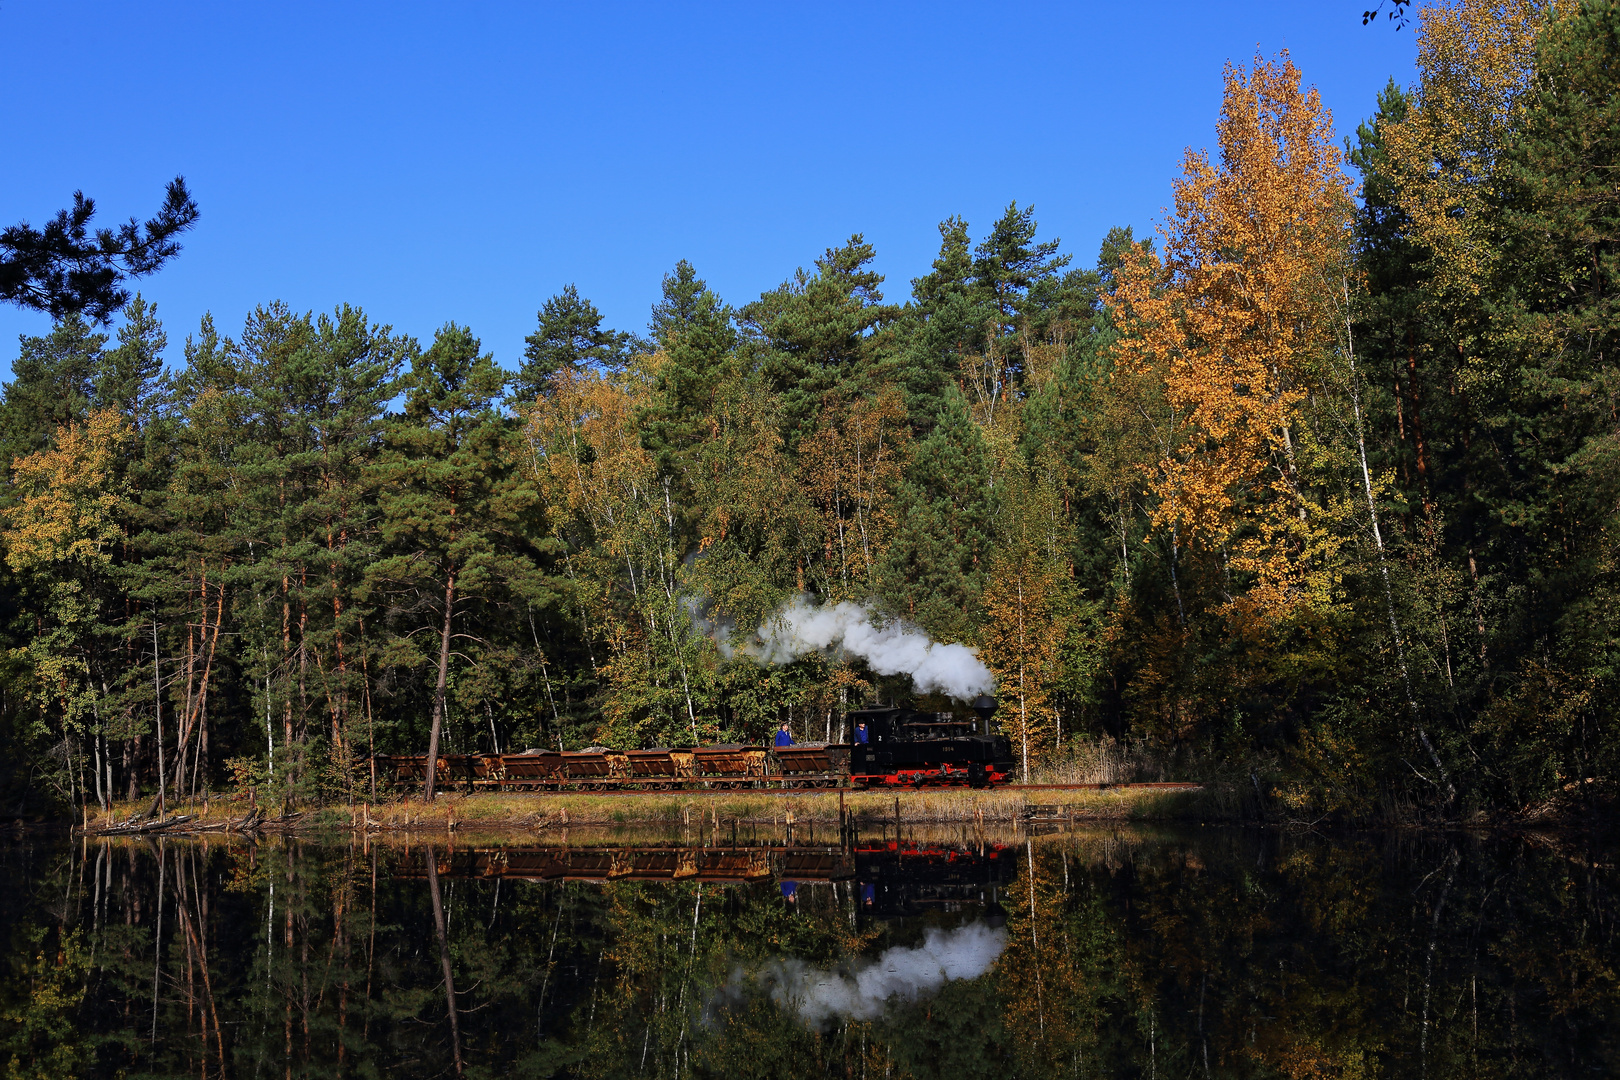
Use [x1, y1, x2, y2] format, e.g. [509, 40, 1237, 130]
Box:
[702, 596, 995, 702]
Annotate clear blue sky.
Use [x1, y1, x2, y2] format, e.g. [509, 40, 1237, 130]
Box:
[0, 2, 1417, 379]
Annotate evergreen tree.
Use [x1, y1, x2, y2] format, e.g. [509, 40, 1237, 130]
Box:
[513, 284, 636, 400]
[898, 216, 993, 431]
[1, 177, 198, 323]
[647, 259, 713, 348]
[0, 316, 106, 469]
[1482, 0, 1620, 796]
[741, 236, 899, 447]
[973, 202, 1071, 341]
[93, 295, 169, 426]
[878, 384, 995, 639]
[639, 261, 738, 485]
[368, 324, 548, 797]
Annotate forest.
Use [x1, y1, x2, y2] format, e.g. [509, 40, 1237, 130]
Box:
[0, 0, 1614, 822]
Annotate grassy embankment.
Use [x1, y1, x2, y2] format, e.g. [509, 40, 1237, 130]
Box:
[83, 784, 1213, 835]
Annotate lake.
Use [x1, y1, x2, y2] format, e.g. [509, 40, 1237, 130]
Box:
[0, 824, 1613, 1078]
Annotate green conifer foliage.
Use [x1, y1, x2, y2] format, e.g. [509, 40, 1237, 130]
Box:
[742, 235, 899, 447]
[639, 261, 738, 485]
[899, 216, 992, 431]
[879, 385, 995, 639]
[0, 316, 106, 469]
[93, 295, 168, 426]
[1482, 0, 1620, 794]
[973, 202, 1072, 341]
[368, 324, 548, 797]
[513, 284, 636, 401]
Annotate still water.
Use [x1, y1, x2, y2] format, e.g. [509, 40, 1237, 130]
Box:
[0, 824, 1613, 1078]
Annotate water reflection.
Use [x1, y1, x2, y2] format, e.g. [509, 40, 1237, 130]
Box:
[712, 920, 1009, 1027]
[0, 826, 1613, 1077]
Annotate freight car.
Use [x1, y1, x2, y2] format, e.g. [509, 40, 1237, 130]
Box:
[380, 696, 1013, 790]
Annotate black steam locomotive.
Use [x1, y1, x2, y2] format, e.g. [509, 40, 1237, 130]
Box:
[848, 694, 1015, 789]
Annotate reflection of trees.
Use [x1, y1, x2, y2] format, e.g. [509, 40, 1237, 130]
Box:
[0, 833, 1613, 1076]
[998, 832, 1619, 1078]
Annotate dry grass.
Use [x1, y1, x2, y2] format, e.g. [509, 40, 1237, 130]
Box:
[1028, 738, 1208, 785]
[85, 783, 1208, 836]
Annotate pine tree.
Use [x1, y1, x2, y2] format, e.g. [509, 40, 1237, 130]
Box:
[0, 316, 106, 469]
[879, 385, 994, 639]
[973, 202, 1071, 341]
[647, 260, 712, 348]
[92, 295, 168, 425]
[368, 324, 544, 798]
[1, 177, 198, 323]
[741, 236, 899, 447]
[513, 284, 636, 401]
[1481, 0, 1620, 797]
[898, 217, 992, 430]
[639, 261, 738, 486]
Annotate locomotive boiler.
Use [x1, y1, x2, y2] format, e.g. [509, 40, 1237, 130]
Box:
[848, 695, 1015, 789]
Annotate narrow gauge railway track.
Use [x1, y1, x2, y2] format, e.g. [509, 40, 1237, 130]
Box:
[381, 781, 1202, 797]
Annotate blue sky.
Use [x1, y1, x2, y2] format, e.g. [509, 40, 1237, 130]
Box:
[0, 2, 1417, 378]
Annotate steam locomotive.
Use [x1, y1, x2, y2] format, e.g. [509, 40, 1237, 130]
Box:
[380, 696, 1016, 791]
[847, 695, 1014, 789]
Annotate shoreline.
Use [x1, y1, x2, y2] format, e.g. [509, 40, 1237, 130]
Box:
[5, 782, 1601, 838]
[67, 785, 1210, 837]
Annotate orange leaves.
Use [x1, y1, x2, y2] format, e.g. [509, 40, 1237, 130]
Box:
[2, 409, 134, 730]
[1108, 53, 1353, 623]
[3, 408, 131, 573]
[522, 366, 655, 543]
[796, 387, 909, 595]
[981, 544, 1063, 779]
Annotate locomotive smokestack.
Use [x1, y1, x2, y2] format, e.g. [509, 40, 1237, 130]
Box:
[971, 695, 997, 734]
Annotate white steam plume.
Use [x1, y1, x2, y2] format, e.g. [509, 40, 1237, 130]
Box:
[703, 596, 995, 702]
[710, 921, 1007, 1028]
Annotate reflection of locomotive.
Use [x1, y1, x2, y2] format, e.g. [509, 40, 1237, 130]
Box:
[851, 839, 1018, 921]
[380, 696, 1015, 790]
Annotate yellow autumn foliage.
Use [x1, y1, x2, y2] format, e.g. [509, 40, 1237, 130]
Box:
[797, 387, 909, 597]
[1381, 0, 1555, 320]
[1108, 53, 1355, 626]
[2, 408, 131, 573]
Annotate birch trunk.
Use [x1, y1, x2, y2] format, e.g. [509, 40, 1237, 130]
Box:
[423, 570, 456, 801]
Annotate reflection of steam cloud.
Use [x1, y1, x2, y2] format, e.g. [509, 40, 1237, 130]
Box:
[712, 921, 1007, 1027]
[696, 595, 995, 703]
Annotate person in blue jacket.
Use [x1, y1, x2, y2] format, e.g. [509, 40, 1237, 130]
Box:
[853, 720, 869, 744]
[774, 721, 794, 747]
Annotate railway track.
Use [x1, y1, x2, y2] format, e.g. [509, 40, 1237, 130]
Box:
[418, 781, 1201, 797]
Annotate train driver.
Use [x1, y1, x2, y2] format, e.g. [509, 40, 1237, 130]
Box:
[775, 721, 794, 747]
[853, 720, 869, 744]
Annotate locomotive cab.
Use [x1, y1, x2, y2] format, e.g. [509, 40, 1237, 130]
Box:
[848, 697, 1014, 788]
